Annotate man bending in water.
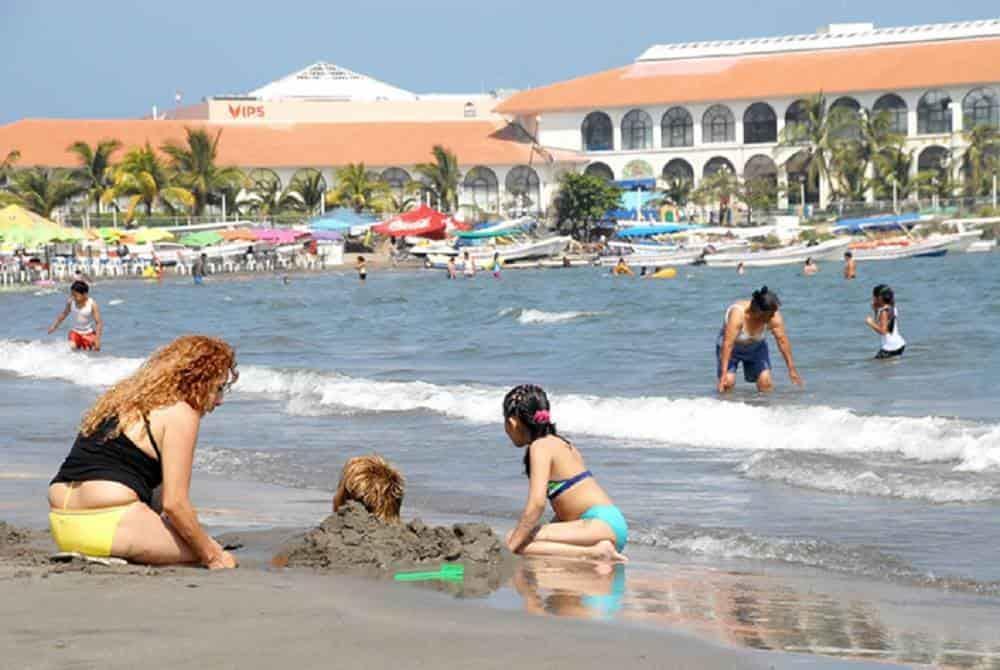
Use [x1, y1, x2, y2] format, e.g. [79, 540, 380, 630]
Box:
[716, 286, 802, 392]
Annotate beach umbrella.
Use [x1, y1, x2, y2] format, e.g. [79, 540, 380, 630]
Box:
[219, 228, 257, 241]
[97, 226, 124, 242]
[309, 230, 343, 241]
[180, 230, 223, 247]
[131, 227, 175, 243]
[250, 228, 306, 244]
[373, 205, 450, 239]
[309, 208, 377, 232]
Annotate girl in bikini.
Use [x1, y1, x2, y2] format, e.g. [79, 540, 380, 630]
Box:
[502, 384, 627, 562]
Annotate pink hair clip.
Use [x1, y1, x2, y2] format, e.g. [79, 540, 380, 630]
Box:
[533, 410, 551, 424]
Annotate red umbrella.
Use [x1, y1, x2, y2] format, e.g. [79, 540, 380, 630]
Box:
[374, 205, 451, 239]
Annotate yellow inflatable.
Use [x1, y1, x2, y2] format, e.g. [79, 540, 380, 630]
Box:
[651, 267, 678, 279]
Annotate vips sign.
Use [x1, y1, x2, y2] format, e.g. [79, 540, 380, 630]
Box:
[227, 104, 266, 119]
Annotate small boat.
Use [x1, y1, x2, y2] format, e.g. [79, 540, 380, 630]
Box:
[704, 238, 851, 267]
[847, 237, 952, 261]
[423, 235, 572, 268]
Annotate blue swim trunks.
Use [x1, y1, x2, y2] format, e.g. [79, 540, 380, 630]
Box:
[580, 505, 628, 551]
[716, 338, 771, 382]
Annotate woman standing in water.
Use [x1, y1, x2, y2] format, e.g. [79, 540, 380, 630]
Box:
[716, 286, 803, 392]
[48, 336, 239, 568]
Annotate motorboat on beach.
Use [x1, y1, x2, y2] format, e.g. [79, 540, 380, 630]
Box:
[423, 235, 572, 268]
[600, 223, 749, 267]
[703, 237, 852, 267]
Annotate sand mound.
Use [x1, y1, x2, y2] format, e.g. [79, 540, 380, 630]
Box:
[282, 502, 506, 571]
[1, 521, 30, 547]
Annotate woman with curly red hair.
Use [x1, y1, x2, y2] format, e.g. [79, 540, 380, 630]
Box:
[48, 335, 239, 568]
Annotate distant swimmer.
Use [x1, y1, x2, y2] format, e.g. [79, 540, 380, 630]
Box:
[48, 280, 103, 351]
[492, 252, 502, 278]
[502, 384, 627, 562]
[866, 284, 905, 359]
[736, 262, 745, 275]
[803, 257, 819, 275]
[462, 251, 476, 278]
[612, 257, 634, 276]
[281, 274, 291, 285]
[716, 286, 802, 393]
[191, 253, 207, 285]
[356, 256, 367, 282]
[843, 251, 857, 279]
[447, 256, 457, 279]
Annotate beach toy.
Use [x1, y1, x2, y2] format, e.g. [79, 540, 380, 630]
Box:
[651, 268, 678, 279]
[393, 563, 465, 583]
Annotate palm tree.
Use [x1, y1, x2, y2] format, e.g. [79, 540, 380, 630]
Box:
[160, 128, 243, 215]
[326, 164, 388, 212]
[4, 168, 86, 218]
[872, 147, 915, 200]
[288, 168, 329, 213]
[961, 124, 1000, 197]
[1, 149, 19, 187]
[414, 146, 460, 213]
[103, 143, 194, 220]
[828, 141, 871, 203]
[68, 139, 122, 215]
[776, 94, 840, 203]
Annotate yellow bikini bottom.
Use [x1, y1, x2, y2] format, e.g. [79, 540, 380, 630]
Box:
[49, 503, 135, 558]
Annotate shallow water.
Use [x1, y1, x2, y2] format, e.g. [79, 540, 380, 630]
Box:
[1, 254, 999, 593]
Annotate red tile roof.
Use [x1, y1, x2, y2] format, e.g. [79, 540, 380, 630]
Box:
[496, 37, 1000, 114]
[0, 119, 582, 169]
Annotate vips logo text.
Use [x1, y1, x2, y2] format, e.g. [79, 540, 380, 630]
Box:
[228, 104, 266, 119]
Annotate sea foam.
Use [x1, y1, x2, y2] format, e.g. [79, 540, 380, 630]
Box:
[2, 338, 998, 474]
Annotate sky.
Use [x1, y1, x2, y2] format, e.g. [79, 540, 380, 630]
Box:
[1, 0, 997, 124]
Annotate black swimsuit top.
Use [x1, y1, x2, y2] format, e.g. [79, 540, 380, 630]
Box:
[51, 416, 162, 505]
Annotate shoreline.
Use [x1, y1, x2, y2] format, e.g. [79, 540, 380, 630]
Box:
[1, 519, 897, 670]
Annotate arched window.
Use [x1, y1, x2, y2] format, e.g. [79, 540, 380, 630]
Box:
[784, 100, 811, 142]
[584, 162, 614, 182]
[963, 88, 1000, 129]
[621, 109, 653, 150]
[918, 90, 953, 135]
[380, 167, 411, 193]
[661, 107, 693, 147]
[917, 146, 950, 177]
[504, 165, 540, 213]
[662, 158, 694, 184]
[744, 155, 777, 181]
[581, 112, 613, 151]
[462, 166, 499, 211]
[702, 105, 735, 143]
[873, 94, 908, 135]
[703, 156, 735, 177]
[785, 151, 819, 205]
[743, 103, 777, 144]
[830, 97, 863, 140]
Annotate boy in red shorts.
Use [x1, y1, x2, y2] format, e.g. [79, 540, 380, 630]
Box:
[48, 280, 103, 351]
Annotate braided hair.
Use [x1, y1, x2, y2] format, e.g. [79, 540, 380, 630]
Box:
[502, 384, 565, 476]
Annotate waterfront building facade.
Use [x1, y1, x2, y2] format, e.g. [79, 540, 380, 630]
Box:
[497, 20, 1000, 209]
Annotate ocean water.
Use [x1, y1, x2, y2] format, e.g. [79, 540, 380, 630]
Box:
[2, 254, 999, 591]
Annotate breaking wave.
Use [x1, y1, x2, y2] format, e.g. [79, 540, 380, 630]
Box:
[498, 307, 605, 325]
[2, 338, 998, 476]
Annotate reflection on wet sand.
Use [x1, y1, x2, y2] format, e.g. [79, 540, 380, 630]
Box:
[512, 559, 1000, 668]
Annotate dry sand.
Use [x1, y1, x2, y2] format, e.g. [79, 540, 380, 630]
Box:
[0, 519, 890, 670]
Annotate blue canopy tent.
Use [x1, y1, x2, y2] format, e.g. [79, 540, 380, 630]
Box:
[309, 208, 378, 232]
[832, 212, 921, 233]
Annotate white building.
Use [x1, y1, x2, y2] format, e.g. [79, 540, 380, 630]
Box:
[496, 19, 1000, 208]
